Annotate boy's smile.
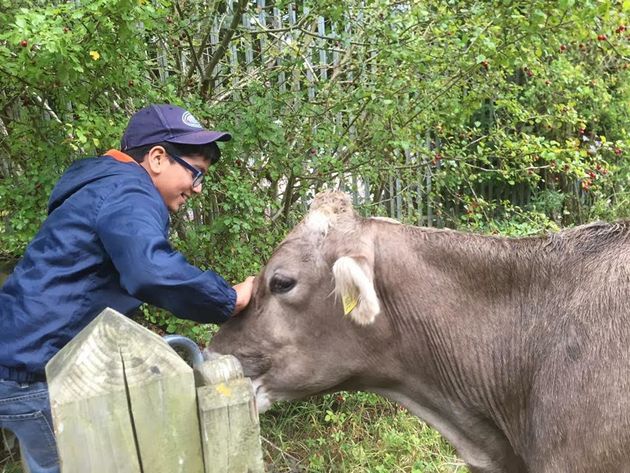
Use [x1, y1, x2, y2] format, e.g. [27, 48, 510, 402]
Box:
[142, 146, 210, 212]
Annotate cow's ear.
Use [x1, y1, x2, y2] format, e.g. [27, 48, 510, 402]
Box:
[332, 256, 380, 325]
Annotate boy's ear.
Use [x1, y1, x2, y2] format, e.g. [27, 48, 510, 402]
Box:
[143, 146, 167, 175]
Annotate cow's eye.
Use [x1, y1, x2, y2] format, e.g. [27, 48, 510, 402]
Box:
[270, 274, 296, 294]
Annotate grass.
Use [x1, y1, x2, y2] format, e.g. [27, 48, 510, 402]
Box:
[2, 393, 467, 473]
[260, 392, 468, 472]
[0, 430, 21, 473]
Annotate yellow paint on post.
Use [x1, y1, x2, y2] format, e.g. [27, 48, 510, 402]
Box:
[216, 383, 232, 397]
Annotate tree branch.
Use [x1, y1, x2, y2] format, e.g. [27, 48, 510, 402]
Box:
[199, 0, 249, 99]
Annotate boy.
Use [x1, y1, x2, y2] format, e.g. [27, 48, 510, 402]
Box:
[0, 104, 254, 473]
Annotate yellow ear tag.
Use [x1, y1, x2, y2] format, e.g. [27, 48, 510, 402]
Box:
[342, 294, 359, 315]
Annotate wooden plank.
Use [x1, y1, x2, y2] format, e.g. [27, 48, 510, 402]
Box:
[331, 22, 340, 68]
[157, 39, 168, 82]
[210, 18, 221, 94]
[389, 176, 394, 217]
[257, 0, 266, 66]
[273, 6, 287, 92]
[344, 15, 353, 82]
[46, 308, 203, 473]
[425, 130, 432, 227]
[303, 6, 315, 100]
[228, 0, 241, 100]
[404, 149, 413, 222]
[289, 3, 301, 93]
[416, 151, 424, 226]
[196, 355, 263, 473]
[242, 7, 254, 71]
[395, 176, 402, 220]
[318, 16, 327, 80]
[426, 164, 433, 227]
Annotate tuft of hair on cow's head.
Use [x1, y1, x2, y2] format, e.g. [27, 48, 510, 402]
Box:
[302, 191, 381, 326]
[304, 191, 355, 236]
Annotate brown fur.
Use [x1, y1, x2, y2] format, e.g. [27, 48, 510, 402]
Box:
[210, 192, 630, 473]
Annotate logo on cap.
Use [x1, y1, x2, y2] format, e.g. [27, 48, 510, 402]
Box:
[182, 111, 203, 129]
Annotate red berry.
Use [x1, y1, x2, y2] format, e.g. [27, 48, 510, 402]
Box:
[481, 60, 489, 70]
[597, 34, 607, 41]
[20, 40, 28, 47]
[559, 44, 567, 52]
[614, 147, 622, 156]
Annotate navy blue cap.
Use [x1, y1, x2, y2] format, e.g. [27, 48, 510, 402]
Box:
[121, 104, 231, 151]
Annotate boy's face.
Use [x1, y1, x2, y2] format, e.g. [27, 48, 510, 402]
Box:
[146, 148, 210, 212]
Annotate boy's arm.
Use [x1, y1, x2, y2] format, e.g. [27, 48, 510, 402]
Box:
[95, 183, 236, 323]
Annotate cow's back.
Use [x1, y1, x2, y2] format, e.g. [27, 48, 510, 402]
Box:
[523, 223, 630, 471]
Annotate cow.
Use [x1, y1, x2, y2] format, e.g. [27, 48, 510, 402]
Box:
[208, 191, 630, 473]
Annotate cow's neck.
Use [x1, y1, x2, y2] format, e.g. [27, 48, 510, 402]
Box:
[367, 226, 544, 471]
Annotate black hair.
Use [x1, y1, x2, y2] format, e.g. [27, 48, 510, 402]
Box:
[125, 141, 221, 164]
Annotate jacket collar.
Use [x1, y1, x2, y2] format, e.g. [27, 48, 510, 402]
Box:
[105, 149, 137, 164]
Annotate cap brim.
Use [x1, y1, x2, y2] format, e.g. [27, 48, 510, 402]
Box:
[167, 130, 232, 145]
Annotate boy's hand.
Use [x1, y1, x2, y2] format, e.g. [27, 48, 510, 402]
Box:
[232, 276, 255, 315]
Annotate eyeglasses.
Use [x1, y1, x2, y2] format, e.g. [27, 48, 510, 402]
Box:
[168, 153, 204, 188]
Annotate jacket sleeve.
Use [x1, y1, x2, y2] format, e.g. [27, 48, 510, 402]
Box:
[94, 181, 236, 324]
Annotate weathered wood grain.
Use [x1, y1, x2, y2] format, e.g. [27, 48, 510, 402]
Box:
[46, 308, 203, 473]
[195, 355, 264, 473]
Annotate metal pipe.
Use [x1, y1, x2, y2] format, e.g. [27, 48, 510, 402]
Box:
[162, 334, 204, 367]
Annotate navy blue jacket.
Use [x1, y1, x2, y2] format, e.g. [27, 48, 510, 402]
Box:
[0, 150, 236, 381]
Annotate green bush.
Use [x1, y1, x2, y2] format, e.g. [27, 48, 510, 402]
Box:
[1, 0, 628, 470]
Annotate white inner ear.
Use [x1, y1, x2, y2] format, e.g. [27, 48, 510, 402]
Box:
[332, 256, 380, 325]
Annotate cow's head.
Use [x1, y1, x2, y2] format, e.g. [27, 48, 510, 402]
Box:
[208, 192, 393, 412]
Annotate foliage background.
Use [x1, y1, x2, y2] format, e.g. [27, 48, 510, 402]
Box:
[1, 0, 628, 471]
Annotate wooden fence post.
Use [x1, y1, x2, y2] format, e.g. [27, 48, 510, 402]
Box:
[45, 308, 204, 473]
[195, 355, 264, 473]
